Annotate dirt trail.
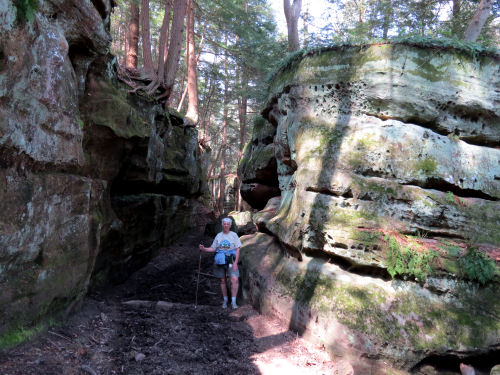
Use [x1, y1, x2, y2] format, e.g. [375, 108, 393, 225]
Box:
[0, 231, 345, 375]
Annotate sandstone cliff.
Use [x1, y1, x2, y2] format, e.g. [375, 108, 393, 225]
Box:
[0, 1, 206, 339]
[239, 42, 500, 372]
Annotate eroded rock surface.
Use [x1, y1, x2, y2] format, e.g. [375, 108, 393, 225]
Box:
[238, 116, 280, 209]
[0, 1, 206, 338]
[239, 43, 500, 371]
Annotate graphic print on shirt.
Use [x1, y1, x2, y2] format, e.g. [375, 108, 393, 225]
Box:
[218, 239, 231, 251]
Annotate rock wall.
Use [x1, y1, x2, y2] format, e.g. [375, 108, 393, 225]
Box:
[0, 1, 206, 338]
[239, 43, 500, 372]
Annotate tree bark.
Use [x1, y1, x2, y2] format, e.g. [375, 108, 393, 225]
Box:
[382, 0, 392, 39]
[185, 0, 199, 126]
[125, 1, 140, 69]
[163, 0, 188, 100]
[156, 0, 172, 82]
[451, 0, 461, 36]
[141, 0, 155, 76]
[217, 51, 230, 215]
[235, 71, 248, 211]
[463, 0, 493, 42]
[283, 0, 302, 52]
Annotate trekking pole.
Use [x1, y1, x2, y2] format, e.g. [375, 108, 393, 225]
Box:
[195, 250, 202, 308]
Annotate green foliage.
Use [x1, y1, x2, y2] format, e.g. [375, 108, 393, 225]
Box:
[13, 0, 38, 23]
[445, 191, 455, 204]
[445, 191, 465, 206]
[458, 247, 496, 285]
[386, 236, 438, 282]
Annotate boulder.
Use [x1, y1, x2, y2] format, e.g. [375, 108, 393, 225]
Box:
[253, 196, 281, 233]
[229, 211, 257, 236]
[241, 232, 500, 371]
[241, 42, 500, 370]
[0, 0, 207, 339]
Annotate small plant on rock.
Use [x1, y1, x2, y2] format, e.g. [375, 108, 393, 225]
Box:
[458, 247, 496, 285]
[386, 235, 437, 282]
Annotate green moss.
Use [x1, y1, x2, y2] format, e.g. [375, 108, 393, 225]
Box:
[77, 118, 84, 130]
[415, 157, 437, 175]
[166, 107, 184, 120]
[14, 0, 38, 23]
[0, 323, 45, 349]
[267, 37, 498, 89]
[347, 150, 365, 169]
[351, 229, 382, 245]
[80, 79, 150, 139]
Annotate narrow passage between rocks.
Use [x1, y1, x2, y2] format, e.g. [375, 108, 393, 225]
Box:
[0, 232, 341, 375]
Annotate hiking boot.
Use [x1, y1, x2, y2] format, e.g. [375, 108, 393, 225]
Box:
[222, 300, 227, 309]
[231, 302, 238, 309]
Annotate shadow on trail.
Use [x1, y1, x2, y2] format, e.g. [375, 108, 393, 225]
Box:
[105, 230, 297, 375]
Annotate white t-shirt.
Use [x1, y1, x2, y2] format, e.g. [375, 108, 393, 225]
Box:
[211, 231, 242, 254]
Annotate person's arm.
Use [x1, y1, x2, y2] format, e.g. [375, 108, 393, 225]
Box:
[232, 247, 240, 270]
[199, 244, 215, 252]
[200, 235, 219, 253]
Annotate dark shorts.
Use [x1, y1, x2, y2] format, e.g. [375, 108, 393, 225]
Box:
[213, 264, 239, 279]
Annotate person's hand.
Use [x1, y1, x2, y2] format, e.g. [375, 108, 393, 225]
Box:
[199, 244, 204, 251]
[232, 263, 238, 271]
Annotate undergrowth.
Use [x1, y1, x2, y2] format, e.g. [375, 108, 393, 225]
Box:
[458, 247, 496, 285]
[386, 235, 438, 282]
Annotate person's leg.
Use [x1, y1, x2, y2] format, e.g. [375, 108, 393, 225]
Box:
[220, 277, 228, 298]
[220, 277, 228, 308]
[214, 265, 228, 308]
[230, 276, 238, 308]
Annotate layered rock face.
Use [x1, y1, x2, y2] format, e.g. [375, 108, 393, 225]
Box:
[238, 116, 280, 209]
[0, 1, 205, 337]
[239, 43, 500, 371]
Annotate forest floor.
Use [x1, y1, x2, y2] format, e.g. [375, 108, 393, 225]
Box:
[0, 231, 349, 375]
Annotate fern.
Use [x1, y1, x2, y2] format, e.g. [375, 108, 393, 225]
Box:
[458, 248, 496, 285]
[386, 236, 437, 282]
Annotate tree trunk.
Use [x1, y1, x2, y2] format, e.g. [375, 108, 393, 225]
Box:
[463, 0, 493, 42]
[451, 0, 461, 36]
[157, 0, 172, 82]
[217, 52, 230, 215]
[235, 72, 248, 211]
[163, 0, 188, 101]
[382, 0, 392, 39]
[207, 142, 222, 178]
[283, 0, 302, 52]
[185, 0, 199, 126]
[125, 1, 140, 69]
[141, 0, 155, 76]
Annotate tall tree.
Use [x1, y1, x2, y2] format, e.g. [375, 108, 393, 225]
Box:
[163, 0, 188, 100]
[141, 0, 155, 75]
[125, 0, 140, 68]
[464, 0, 494, 41]
[185, 0, 199, 126]
[452, 0, 462, 36]
[283, 0, 302, 52]
[155, 0, 172, 85]
[218, 48, 230, 215]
